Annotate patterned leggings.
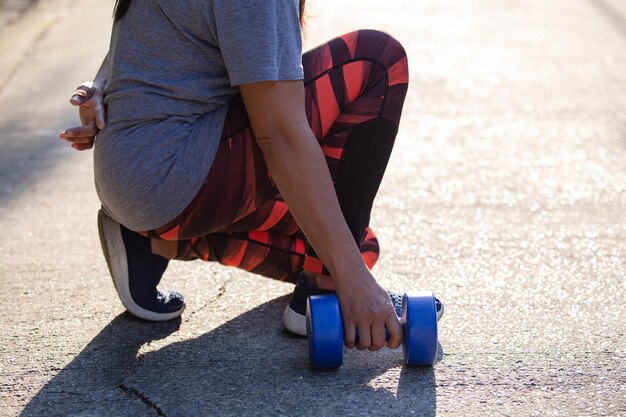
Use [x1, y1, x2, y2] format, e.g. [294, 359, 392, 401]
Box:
[145, 30, 409, 284]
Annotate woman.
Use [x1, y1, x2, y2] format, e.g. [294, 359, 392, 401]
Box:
[61, 0, 442, 352]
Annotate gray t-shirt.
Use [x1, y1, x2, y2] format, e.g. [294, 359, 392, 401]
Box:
[94, 0, 304, 231]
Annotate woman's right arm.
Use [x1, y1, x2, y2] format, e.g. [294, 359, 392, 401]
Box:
[240, 80, 404, 352]
[59, 52, 109, 151]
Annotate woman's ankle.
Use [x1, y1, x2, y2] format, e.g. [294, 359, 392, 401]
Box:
[150, 239, 178, 260]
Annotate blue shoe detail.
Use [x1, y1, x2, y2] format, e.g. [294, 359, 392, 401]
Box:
[435, 297, 444, 321]
[389, 291, 444, 321]
[98, 209, 185, 321]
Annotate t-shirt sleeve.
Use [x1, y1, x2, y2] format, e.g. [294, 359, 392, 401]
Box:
[211, 0, 304, 86]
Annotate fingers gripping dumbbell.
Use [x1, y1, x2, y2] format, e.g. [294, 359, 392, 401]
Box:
[306, 291, 438, 369]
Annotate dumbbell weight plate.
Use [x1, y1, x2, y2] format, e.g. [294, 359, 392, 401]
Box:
[307, 294, 344, 370]
[402, 291, 438, 366]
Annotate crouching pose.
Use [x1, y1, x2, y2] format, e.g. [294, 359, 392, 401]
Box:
[61, 0, 443, 352]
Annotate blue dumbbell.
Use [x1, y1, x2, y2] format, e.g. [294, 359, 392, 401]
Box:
[306, 291, 438, 370]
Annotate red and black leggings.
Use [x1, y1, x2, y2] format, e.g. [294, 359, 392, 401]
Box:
[145, 30, 409, 284]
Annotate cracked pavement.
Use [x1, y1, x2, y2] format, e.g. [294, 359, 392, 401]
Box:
[0, 0, 624, 416]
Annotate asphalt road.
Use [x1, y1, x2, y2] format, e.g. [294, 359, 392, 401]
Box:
[0, 0, 624, 416]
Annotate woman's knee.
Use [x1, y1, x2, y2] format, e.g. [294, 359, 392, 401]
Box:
[341, 29, 408, 68]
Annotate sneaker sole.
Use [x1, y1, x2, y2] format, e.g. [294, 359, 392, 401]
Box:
[282, 305, 307, 336]
[98, 210, 185, 321]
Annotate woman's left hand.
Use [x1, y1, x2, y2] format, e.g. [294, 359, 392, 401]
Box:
[59, 81, 106, 151]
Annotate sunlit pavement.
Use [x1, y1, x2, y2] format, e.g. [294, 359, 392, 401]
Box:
[0, 0, 624, 415]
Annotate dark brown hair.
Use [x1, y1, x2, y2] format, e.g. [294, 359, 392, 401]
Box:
[114, 0, 306, 25]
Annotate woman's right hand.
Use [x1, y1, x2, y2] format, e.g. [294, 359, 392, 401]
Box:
[59, 81, 106, 151]
[334, 268, 404, 351]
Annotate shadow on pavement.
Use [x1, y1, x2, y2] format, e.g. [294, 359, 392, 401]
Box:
[19, 314, 182, 417]
[0, 129, 69, 201]
[21, 296, 437, 416]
